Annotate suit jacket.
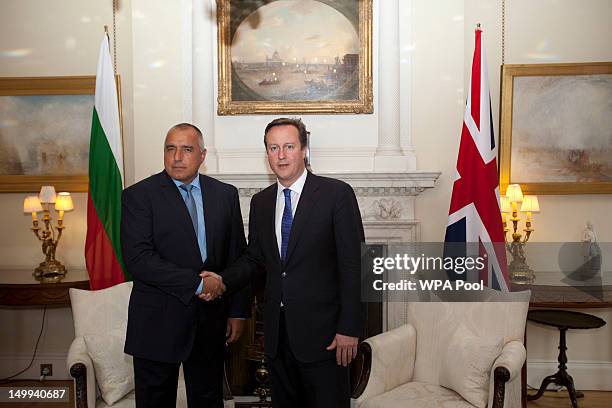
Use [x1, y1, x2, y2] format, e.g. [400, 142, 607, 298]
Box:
[223, 172, 364, 363]
[121, 170, 249, 363]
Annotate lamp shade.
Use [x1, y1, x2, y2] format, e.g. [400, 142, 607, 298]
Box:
[55, 192, 74, 211]
[505, 184, 524, 203]
[520, 195, 540, 213]
[39, 186, 57, 203]
[23, 196, 43, 213]
[500, 195, 511, 213]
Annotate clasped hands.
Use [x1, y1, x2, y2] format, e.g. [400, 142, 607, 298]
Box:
[198, 271, 226, 301]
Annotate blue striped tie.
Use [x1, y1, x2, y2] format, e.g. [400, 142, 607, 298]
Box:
[280, 188, 293, 262]
[179, 184, 198, 235]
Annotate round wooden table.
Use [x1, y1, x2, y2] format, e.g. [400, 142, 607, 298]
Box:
[527, 309, 606, 408]
[0, 268, 89, 306]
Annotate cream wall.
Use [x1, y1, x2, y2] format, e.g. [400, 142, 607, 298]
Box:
[416, 0, 612, 390]
[0, 0, 133, 379]
[416, 0, 612, 244]
[1, 0, 611, 386]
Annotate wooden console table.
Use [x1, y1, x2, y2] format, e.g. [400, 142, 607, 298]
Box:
[0, 268, 89, 306]
[512, 271, 611, 408]
[511, 269, 612, 308]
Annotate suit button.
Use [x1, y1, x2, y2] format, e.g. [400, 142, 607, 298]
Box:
[281, 272, 287, 278]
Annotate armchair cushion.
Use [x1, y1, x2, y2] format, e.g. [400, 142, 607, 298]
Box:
[439, 324, 502, 408]
[84, 328, 134, 405]
[360, 382, 474, 408]
[70, 282, 132, 338]
[408, 289, 530, 386]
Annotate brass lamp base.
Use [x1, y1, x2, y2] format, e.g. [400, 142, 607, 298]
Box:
[34, 260, 67, 283]
[509, 260, 535, 285]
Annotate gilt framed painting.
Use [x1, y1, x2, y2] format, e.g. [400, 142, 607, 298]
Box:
[217, 0, 373, 115]
[500, 62, 612, 194]
[0, 76, 122, 193]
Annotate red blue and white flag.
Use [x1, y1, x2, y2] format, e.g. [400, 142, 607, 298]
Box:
[444, 27, 509, 290]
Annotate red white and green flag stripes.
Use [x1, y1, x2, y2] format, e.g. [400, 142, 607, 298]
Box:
[85, 35, 128, 289]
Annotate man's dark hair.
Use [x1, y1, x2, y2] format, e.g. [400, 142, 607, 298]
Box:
[166, 123, 204, 150]
[263, 118, 308, 149]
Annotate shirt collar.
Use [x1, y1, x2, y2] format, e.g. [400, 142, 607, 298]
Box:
[277, 168, 307, 197]
[172, 174, 201, 191]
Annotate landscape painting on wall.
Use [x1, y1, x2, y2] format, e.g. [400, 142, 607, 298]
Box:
[0, 76, 97, 192]
[217, 0, 373, 114]
[500, 63, 612, 194]
[0, 95, 92, 175]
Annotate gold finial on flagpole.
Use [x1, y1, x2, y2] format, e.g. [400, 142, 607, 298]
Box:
[104, 25, 109, 34]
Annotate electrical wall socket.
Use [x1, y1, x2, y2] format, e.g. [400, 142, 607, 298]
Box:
[40, 364, 52, 376]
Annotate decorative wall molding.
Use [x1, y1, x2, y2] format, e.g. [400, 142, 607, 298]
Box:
[230, 184, 432, 199]
[213, 171, 439, 193]
[213, 171, 439, 225]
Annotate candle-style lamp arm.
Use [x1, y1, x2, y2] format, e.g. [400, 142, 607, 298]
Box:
[501, 186, 539, 284]
[24, 190, 73, 283]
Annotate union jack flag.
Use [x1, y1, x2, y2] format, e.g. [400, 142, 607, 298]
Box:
[444, 27, 509, 290]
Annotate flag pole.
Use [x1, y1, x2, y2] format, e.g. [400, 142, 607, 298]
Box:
[103, 25, 110, 48]
[476, 23, 481, 31]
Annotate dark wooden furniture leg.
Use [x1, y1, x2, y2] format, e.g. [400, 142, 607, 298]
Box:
[527, 327, 579, 408]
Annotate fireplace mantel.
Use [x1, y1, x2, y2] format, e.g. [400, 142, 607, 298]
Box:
[212, 171, 440, 244]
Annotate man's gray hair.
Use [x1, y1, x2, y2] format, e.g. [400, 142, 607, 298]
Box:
[166, 123, 205, 150]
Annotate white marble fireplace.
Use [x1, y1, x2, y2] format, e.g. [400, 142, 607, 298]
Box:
[215, 170, 440, 330]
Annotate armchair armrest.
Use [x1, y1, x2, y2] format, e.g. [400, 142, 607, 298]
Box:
[352, 324, 416, 404]
[490, 340, 526, 408]
[67, 336, 97, 408]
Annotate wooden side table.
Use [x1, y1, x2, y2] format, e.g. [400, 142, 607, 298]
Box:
[0, 268, 89, 306]
[527, 309, 606, 408]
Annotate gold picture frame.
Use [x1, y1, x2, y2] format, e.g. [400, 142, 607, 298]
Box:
[217, 0, 373, 115]
[500, 62, 612, 194]
[0, 76, 122, 193]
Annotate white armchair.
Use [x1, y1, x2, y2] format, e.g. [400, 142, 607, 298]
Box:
[66, 281, 234, 408]
[352, 289, 531, 408]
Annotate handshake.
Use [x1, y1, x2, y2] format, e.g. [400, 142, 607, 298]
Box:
[198, 271, 226, 301]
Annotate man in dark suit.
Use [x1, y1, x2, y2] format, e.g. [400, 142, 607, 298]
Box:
[208, 118, 364, 408]
[121, 123, 248, 407]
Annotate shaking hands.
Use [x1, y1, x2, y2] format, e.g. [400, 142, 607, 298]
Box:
[198, 271, 226, 301]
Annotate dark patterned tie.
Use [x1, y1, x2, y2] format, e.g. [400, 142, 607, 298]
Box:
[280, 188, 293, 262]
[180, 184, 198, 235]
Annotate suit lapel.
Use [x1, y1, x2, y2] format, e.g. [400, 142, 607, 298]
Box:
[262, 184, 282, 267]
[159, 171, 200, 257]
[200, 175, 214, 263]
[284, 172, 320, 264]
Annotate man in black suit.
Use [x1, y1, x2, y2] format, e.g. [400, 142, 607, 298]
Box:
[121, 123, 248, 407]
[207, 118, 364, 408]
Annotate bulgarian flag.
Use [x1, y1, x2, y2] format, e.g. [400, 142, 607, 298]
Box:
[85, 34, 128, 289]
